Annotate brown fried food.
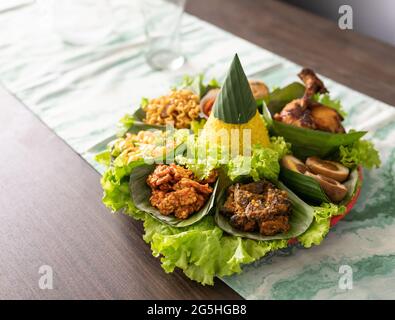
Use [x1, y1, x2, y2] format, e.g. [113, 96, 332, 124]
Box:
[298, 68, 328, 101]
[259, 217, 290, 236]
[230, 214, 257, 232]
[174, 178, 213, 195]
[221, 180, 292, 236]
[310, 102, 345, 133]
[147, 164, 216, 220]
[274, 68, 345, 133]
[273, 99, 317, 130]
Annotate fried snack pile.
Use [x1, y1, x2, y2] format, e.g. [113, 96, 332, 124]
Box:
[220, 180, 292, 236]
[147, 164, 216, 219]
[113, 130, 176, 164]
[274, 68, 345, 133]
[143, 89, 200, 129]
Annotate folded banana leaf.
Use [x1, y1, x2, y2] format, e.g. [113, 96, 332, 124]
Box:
[272, 121, 366, 158]
[214, 180, 315, 241]
[280, 167, 360, 205]
[339, 168, 360, 205]
[266, 82, 305, 115]
[280, 167, 330, 204]
[129, 164, 219, 227]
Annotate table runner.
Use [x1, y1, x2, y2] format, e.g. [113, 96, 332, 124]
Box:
[1, 0, 394, 299]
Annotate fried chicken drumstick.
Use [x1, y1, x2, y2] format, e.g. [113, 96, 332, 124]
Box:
[274, 68, 345, 133]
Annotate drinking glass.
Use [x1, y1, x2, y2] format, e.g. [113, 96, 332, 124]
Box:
[141, 0, 186, 70]
[52, 0, 114, 46]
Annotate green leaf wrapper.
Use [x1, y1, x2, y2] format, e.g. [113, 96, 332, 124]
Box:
[129, 164, 219, 227]
[280, 167, 359, 205]
[280, 168, 330, 204]
[212, 54, 257, 124]
[272, 121, 366, 158]
[267, 82, 305, 115]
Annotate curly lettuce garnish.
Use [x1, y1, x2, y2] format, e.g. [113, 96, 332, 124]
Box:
[338, 139, 381, 169]
[297, 203, 345, 248]
[313, 93, 347, 118]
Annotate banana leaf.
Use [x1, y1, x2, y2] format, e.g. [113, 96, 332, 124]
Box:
[340, 168, 360, 205]
[280, 167, 360, 205]
[214, 179, 315, 241]
[271, 121, 366, 158]
[129, 164, 219, 227]
[280, 167, 330, 204]
[267, 82, 305, 115]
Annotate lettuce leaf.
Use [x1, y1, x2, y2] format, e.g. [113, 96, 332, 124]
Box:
[313, 93, 347, 118]
[95, 150, 111, 167]
[297, 203, 345, 248]
[190, 118, 207, 135]
[143, 215, 288, 285]
[100, 159, 146, 219]
[227, 145, 280, 181]
[338, 139, 381, 169]
[269, 136, 291, 159]
[175, 74, 220, 98]
[117, 113, 135, 137]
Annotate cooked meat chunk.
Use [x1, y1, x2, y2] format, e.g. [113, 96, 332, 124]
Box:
[230, 214, 257, 232]
[274, 68, 345, 133]
[239, 181, 268, 194]
[259, 217, 290, 236]
[147, 164, 216, 220]
[220, 180, 292, 236]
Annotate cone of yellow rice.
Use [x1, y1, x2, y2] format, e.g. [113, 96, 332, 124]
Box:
[200, 54, 270, 153]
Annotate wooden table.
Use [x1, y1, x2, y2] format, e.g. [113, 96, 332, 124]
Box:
[1, 0, 394, 299]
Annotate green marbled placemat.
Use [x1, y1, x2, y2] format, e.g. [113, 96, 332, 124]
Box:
[0, 0, 394, 299]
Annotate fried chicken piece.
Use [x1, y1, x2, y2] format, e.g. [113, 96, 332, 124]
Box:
[273, 99, 317, 130]
[298, 68, 328, 103]
[310, 102, 345, 133]
[274, 68, 345, 133]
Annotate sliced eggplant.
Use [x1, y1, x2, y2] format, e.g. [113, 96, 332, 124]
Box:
[306, 156, 349, 182]
[248, 80, 269, 100]
[281, 155, 308, 174]
[305, 171, 348, 203]
[200, 88, 220, 118]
